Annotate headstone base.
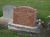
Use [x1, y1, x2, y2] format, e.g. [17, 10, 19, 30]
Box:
[8, 20, 40, 33]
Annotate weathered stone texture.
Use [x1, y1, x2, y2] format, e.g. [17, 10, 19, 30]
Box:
[13, 6, 37, 27]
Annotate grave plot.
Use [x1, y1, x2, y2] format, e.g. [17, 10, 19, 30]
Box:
[8, 6, 40, 33]
[2, 5, 40, 33]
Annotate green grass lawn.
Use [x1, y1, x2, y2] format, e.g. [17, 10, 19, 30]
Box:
[0, 0, 50, 37]
[0, 29, 19, 37]
[0, 0, 50, 21]
[0, 29, 30, 37]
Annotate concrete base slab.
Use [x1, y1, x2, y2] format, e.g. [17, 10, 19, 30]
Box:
[8, 21, 40, 33]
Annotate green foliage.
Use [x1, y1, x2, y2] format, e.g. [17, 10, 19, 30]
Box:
[0, 29, 30, 37]
[0, 29, 19, 37]
[0, 8, 3, 17]
[0, 0, 50, 37]
[0, 0, 50, 21]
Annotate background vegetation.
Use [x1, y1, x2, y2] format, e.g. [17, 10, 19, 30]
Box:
[0, 0, 50, 37]
[0, 0, 50, 21]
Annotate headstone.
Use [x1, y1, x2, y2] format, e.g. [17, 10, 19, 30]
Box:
[13, 6, 37, 27]
[3, 5, 16, 20]
[8, 6, 39, 33]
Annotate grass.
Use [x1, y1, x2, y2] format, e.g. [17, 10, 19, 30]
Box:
[0, 0, 50, 37]
[0, 29, 30, 37]
[0, 29, 19, 37]
[0, 0, 50, 21]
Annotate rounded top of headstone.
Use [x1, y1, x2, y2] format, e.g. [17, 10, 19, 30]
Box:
[15, 6, 37, 12]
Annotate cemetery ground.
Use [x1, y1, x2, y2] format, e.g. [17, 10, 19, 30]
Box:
[0, 0, 50, 37]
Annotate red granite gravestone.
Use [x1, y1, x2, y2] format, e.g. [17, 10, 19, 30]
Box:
[13, 6, 37, 27]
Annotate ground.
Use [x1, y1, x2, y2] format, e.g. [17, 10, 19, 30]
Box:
[0, 0, 50, 21]
[0, 0, 50, 37]
[0, 28, 50, 37]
